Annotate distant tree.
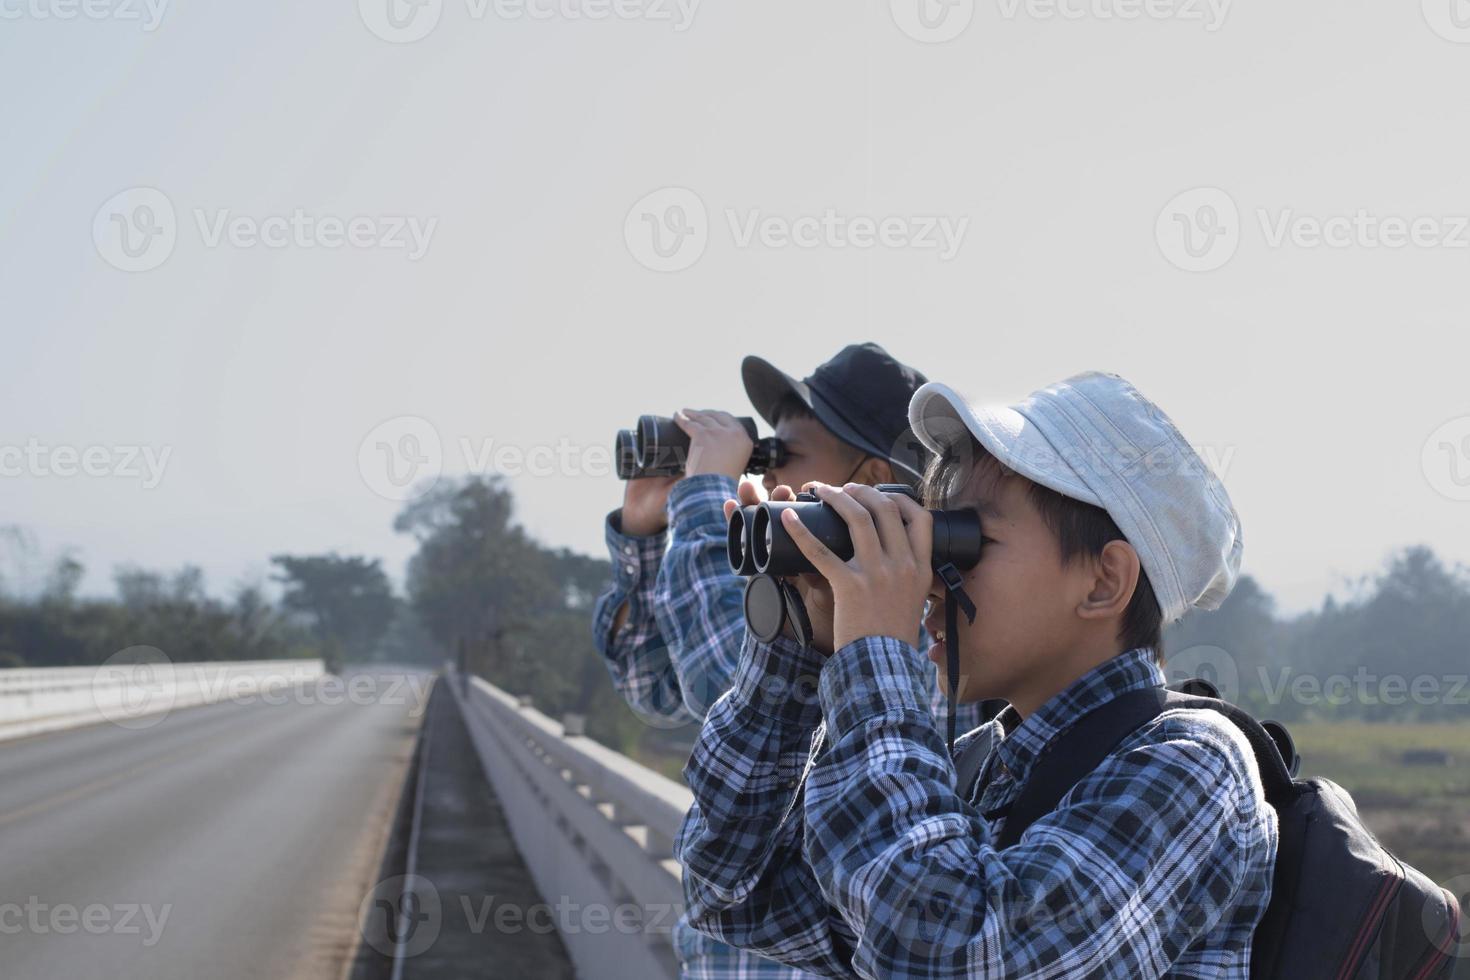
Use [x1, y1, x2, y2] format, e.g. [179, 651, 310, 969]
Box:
[270, 554, 395, 662]
[392, 476, 551, 650]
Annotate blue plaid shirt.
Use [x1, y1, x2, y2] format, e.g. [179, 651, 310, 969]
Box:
[591, 475, 984, 979]
[592, 474, 983, 728]
[676, 634, 1279, 978]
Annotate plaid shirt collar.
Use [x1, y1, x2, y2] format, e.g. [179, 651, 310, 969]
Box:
[989, 646, 1164, 788]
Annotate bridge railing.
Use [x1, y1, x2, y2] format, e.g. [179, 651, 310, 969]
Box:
[449, 671, 689, 980]
[0, 660, 326, 742]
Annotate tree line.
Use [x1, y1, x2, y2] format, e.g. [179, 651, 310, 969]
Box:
[3, 479, 1466, 757]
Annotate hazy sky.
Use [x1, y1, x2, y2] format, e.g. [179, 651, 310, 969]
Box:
[3, 0, 1468, 615]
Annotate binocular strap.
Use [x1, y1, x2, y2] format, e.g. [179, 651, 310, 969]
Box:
[935, 562, 977, 757]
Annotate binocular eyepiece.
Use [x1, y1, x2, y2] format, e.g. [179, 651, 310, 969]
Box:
[615, 414, 786, 480]
[726, 484, 984, 577]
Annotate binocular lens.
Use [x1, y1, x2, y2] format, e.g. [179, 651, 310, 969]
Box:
[726, 505, 760, 575]
[742, 486, 983, 577]
[614, 430, 639, 481]
[617, 415, 773, 480]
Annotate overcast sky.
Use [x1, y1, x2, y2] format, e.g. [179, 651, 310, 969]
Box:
[3, 0, 1468, 615]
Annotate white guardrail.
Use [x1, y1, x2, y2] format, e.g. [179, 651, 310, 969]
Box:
[0, 660, 326, 743]
[450, 673, 689, 980]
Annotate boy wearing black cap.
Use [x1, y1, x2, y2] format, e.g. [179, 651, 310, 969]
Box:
[676, 372, 1278, 978]
[591, 344, 990, 980]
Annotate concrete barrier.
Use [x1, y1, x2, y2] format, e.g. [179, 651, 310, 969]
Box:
[450, 672, 688, 980]
[0, 660, 327, 742]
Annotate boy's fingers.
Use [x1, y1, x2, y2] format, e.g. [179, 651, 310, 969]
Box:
[845, 485, 908, 558]
[771, 485, 796, 502]
[893, 495, 934, 570]
[814, 486, 880, 562]
[723, 499, 738, 520]
[672, 410, 700, 436]
[737, 480, 762, 506]
[780, 508, 847, 580]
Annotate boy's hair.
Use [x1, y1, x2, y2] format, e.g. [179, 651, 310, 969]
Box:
[921, 436, 1165, 665]
[770, 392, 818, 425]
[771, 393, 868, 464]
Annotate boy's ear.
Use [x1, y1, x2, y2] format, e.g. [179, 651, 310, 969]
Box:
[855, 457, 895, 486]
[1076, 540, 1141, 622]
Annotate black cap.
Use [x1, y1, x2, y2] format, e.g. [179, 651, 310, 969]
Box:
[741, 343, 930, 484]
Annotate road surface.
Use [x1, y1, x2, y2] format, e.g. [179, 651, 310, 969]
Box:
[0, 669, 428, 980]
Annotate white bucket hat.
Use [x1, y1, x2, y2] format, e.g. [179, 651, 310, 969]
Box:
[908, 371, 1243, 624]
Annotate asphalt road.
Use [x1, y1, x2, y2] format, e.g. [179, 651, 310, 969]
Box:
[0, 669, 429, 980]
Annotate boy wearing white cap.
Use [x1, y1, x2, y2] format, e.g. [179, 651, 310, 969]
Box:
[675, 371, 1278, 978]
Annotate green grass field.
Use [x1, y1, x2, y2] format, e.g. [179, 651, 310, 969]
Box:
[1290, 721, 1470, 890]
[632, 720, 1470, 892]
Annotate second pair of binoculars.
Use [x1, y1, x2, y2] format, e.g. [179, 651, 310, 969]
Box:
[615, 414, 787, 480]
[727, 484, 985, 577]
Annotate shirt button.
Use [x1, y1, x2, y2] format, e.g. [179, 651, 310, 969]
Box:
[624, 564, 637, 575]
[623, 544, 635, 556]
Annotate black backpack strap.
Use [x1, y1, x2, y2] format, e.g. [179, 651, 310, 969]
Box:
[993, 687, 1169, 849]
[988, 686, 1301, 850]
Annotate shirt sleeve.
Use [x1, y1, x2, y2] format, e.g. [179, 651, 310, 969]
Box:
[651, 473, 748, 718]
[589, 508, 696, 728]
[675, 632, 862, 977]
[803, 636, 1268, 980]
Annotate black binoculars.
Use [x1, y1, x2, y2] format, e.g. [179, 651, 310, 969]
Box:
[728, 484, 984, 645]
[615, 414, 786, 480]
[726, 484, 984, 577]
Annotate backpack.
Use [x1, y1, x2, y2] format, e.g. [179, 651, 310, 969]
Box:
[953, 679, 1463, 980]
